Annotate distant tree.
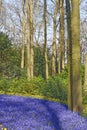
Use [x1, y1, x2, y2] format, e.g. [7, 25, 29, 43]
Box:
[30, 0, 34, 78]
[21, 0, 26, 69]
[26, 0, 31, 79]
[44, 0, 49, 79]
[26, 0, 34, 79]
[58, 0, 65, 73]
[52, 0, 59, 76]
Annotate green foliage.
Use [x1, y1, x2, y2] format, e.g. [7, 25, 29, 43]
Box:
[0, 32, 21, 78]
[0, 74, 68, 102]
[0, 78, 9, 93]
[34, 46, 52, 78]
[0, 32, 11, 51]
[0, 32, 11, 76]
[34, 46, 45, 77]
[60, 66, 68, 79]
[1, 33, 84, 103]
[44, 76, 67, 101]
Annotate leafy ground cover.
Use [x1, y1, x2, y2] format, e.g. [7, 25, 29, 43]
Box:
[0, 76, 67, 102]
[0, 94, 87, 130]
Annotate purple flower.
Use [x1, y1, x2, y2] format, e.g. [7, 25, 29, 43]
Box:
[0, 94, 87, 130]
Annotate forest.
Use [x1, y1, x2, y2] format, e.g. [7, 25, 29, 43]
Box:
[0, 0, 87, 130]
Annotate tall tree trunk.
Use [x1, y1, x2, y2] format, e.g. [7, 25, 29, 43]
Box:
[66, 0, 83, 113]
[72, 0, 82, 113]
[59, 0, 65, 72]
[44, 0, 48, 79]
[58, 43, 61, 74]
[30, 0, 34, 78]
[66, 0, 73, 110]
[52, 0, 59, 76]
[21, 0, 25, 69]
[26, 0, 31, 79]
[26, 0, 34, 79]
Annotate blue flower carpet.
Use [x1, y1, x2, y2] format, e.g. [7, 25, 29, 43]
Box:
[0, 94, 87, 130]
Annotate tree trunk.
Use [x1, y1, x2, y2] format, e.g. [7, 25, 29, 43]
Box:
[66, 0, 73, 110]
[66, 0, 83, 113]
[71, 0, 82, 113]
[21, 0, 25, 69]
[44, 0, 48, 79]
[30, 0, 34, 78]
[26, 0, 34, 79]
[58, 43, 61, 74]
[52, 0, 59, 76]
[59, 0, 65, 72]
[26, 0, 31, 79]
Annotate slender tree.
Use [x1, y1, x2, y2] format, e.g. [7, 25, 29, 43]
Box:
[21, 0, 26, 69]
[58, 43, 61, 74]
[26, 0, 34, 79]
[26, 0, 31, 79]
[44, 0, 49, 79]
[30, 0, 34, 78]
[66, 0, 72, 110]
[58, 0, 65, 73]
[52, 0, 59, 76]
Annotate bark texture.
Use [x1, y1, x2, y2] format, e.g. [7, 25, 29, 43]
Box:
[44, 0, 49, 79]
[58, 0, 65, 73]
[52, 0, 59, 76]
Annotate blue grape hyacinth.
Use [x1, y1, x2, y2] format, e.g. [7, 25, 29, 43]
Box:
[0, 94, 87, 130]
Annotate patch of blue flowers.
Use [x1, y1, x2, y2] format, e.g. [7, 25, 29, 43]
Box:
[0, 94, 87, 130]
